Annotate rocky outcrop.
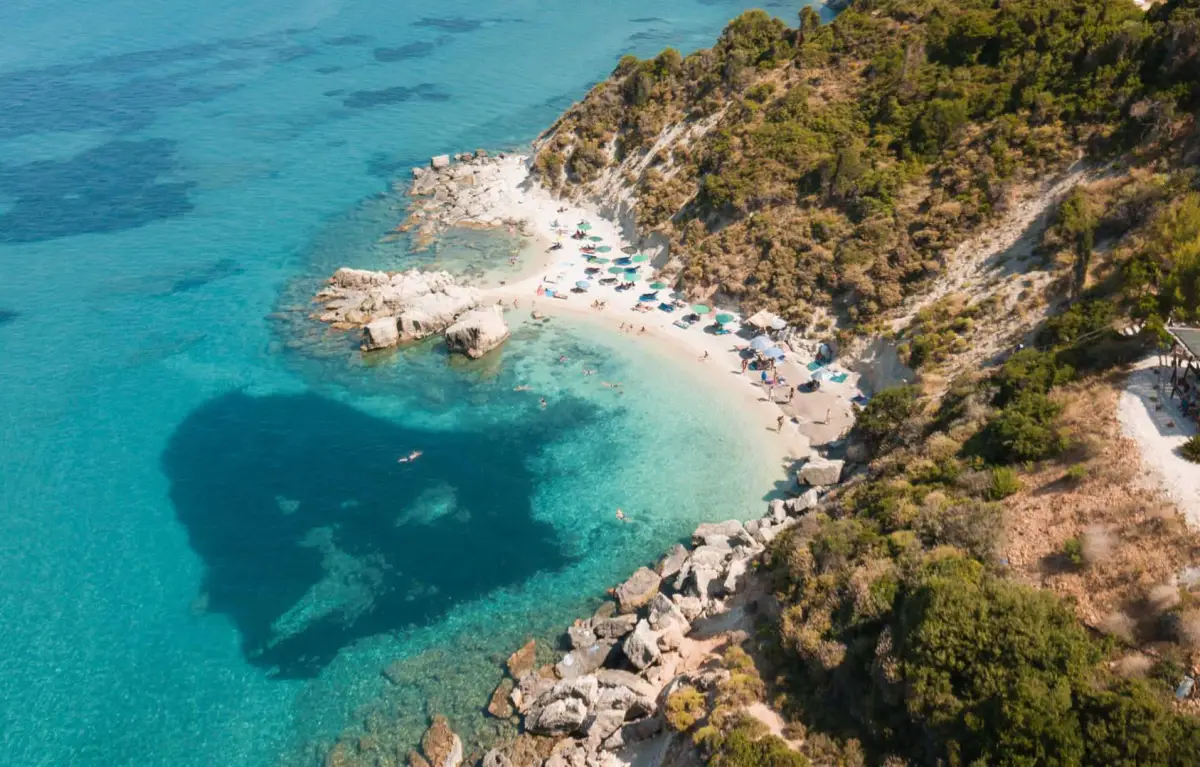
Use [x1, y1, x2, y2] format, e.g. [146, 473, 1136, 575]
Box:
[507, 639, 538, 680]
[622, 620, 661, 670]
[799, 454, 845, 487]
[487, 678, 515, 719]
[313, 268, 483, 352]
[613, 567, 661, 613]
[418, 716, 462, 767]
[444, 306, 510, 359]
[403, 154, 531, 246]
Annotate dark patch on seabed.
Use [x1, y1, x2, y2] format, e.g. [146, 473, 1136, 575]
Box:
[326, 34, 373, 47]
[0, 308, 17, 325]
[374, 41, 438, 62]
[0, 139, 193, 243]
[162, 391, 580, 679]
[412, 17, 484, 33]
[343, 83, 451, 108]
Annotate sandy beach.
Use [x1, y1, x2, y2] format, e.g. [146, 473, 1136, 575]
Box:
[422, 153, 863, 461]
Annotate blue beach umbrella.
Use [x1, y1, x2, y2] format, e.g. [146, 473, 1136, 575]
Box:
[575, 280, 591, 290]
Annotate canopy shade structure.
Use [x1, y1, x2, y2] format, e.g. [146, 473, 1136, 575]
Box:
[1169, 326, 1200, 359]
[750, 335, 775, 352]
[746, 309, 779, 330]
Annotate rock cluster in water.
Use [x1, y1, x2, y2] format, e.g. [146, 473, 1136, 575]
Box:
[313, 267, 509, 358]
[397, 152, 533, 248]
[473, 490, 826, 767]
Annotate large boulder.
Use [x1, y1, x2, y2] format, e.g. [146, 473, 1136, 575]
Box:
[592, 613, 638, 639]
[622, 620, 661, 670]
[397, 286, 480, 341]
[787, 488, 821, 514]
[481, 750, 511, 767]
[487, 678, 515, 719]
[512, 669, 555, 714]
[526, 677, 599, 736]
[362, 317, 399, 350]
[647, 593, 689, 634]
[799, 455, 845, 487]
[567, 623, 597, 650]
[596, 669, 657, 702]
[556, 640, 616, 680]
[444, 306, 510, 358]
[419, 715, 463, 767]
[431, 154, 451, 169]
[614, 567, 661, 613]
[692, 520, 745, 543]
[656, 544, 689, 580]
[507, 639, 537, 680]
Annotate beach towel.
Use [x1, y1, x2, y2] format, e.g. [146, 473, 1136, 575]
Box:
[832, 372, 849, 384]
[806, 360, 825, 372]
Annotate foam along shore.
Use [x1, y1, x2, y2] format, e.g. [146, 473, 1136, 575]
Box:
[400, 152, 866, 456]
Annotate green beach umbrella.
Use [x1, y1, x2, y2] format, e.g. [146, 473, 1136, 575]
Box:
[649, 281, 669, 290]
[691, 304, 712, 315]
[596, 245, 612, 253]
[631, 254, 650, 263]
[589, 256, 610, 264]
[578, 222, 592, 231]
[716, 313, 736, 324]
[607, 266, 628, 274]
[588, 235, 603, 242]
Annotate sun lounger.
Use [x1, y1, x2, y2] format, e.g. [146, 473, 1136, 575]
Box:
[673, 319, 690, 329]
[659, 302, 676, 313]
[640, 292, 659, 301]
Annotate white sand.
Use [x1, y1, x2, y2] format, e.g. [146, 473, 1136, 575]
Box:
[1118, 357, 1200, 526]
[449, 155, 863, 460]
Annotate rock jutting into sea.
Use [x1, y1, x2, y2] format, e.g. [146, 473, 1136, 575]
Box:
[474, 486, 836, 767]
[312, 267, 509, 356]
[399, 152, 533, 249]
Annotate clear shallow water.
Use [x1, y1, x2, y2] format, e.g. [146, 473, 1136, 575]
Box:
[0, 0, 813, 764]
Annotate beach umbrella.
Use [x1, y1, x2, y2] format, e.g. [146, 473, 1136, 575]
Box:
[631, 254, 650, 263]
[596, 246, 612, 253]
[578, 222, 592, 231]
[607, 266, 628, 274]
[588, 236, 603, 242]
[621, 245, 638, 254]
[649, 281, 669, 290]
[750, 335, 774, 352]
[575, 280, 591, 290]
[811, 367, 833, 383]
[716, 313, 736, 324]
[615, 257, 632, 265]
[589, 257, 610, 264]
[691, 304, 712, 315]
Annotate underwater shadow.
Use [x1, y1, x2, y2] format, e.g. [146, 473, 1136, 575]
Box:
[162, 390, 575, 679]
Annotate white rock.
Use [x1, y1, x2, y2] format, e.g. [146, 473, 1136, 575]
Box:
[444, 305, 511, 358]
[431, 154, 451, 169]
[692, 520, 745, 543]
[362, 317, 399, 350]
[798, 455, 845, 487]
[622, 620, 661, 670]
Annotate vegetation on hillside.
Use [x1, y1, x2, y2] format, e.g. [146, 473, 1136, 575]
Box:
[532, 0, 1200, 328]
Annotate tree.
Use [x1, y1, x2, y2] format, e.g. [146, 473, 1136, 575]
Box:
[855, 385, 919, 452]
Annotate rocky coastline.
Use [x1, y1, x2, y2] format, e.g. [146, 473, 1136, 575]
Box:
[341, 468, 843, 767]
[397, 152, 534, 249]
[312, 267, 510, 358]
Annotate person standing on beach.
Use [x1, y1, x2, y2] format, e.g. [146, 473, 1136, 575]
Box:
[787, 386, 795, 403]
[741, 358, 749, 374]
[700, 351, 709, 361]
[777, 415, 785, 432]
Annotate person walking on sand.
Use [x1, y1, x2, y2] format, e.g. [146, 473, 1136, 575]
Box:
[777, 415, 785, 432]
[787, 386, 795, 403]
[741, 358, 749, 374]
[700, 351, 709, 361]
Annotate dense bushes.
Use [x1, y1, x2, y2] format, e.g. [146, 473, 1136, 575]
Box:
[853, 385, 919, 452]
[1182, 434, 1200, 463]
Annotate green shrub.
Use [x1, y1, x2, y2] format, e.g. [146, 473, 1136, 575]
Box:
[1065, 463, 1090, 483]
[974, 391, 1068, 463]
[1182, 435, 1200, 464]
[855, 385, 920, 451]
[1063, 537, 1086, 569]
[986, 467, 1023, 500]
[709, 719, 810, 767]
[666, 686, 707, 732]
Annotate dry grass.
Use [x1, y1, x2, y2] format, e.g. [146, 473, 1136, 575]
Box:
[1001, 374, 1200, 639]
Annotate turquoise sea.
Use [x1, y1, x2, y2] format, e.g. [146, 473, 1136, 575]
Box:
[0, 0, 822, 763]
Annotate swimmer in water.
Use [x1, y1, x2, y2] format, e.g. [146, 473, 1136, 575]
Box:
[616, 509, 627, 522]
[540, 397, 547, 409]
[514, 385, 532, 392]
[559, 355, 567, 363]
[397, 450, 423, 464]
